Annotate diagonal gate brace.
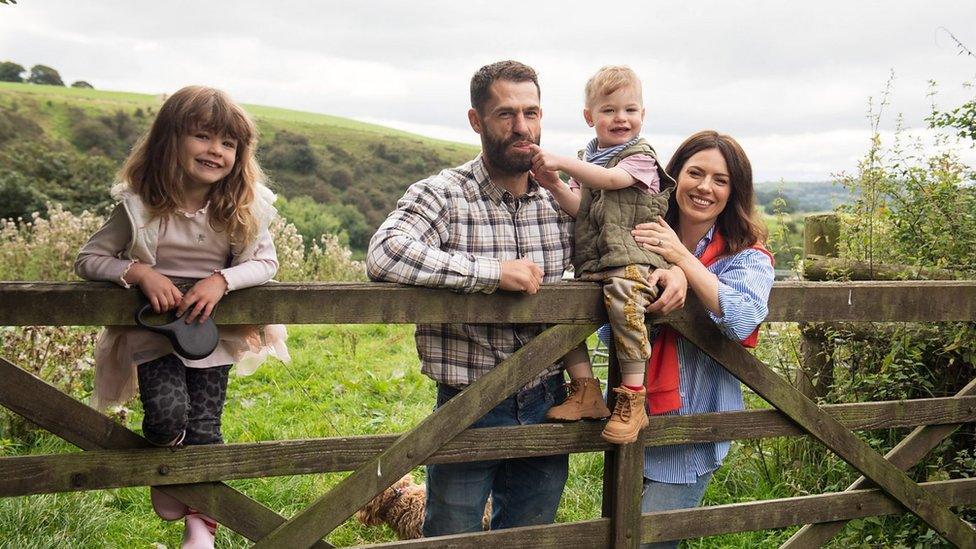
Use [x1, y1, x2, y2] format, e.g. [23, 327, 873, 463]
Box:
[782, 375, 976, 547]
[0, 356, 332, 548]
[670, 310, 976, 547]
[253, 323, 597, 548]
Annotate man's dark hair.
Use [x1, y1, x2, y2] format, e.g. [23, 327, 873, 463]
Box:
[470, 60, 540, 114]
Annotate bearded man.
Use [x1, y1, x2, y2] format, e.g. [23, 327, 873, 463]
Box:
[366, 60, 573, 536]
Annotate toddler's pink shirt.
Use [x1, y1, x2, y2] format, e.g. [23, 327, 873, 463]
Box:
[568, 153, 661, 193]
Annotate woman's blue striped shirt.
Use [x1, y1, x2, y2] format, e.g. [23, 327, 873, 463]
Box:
[598, 225, 775, 484]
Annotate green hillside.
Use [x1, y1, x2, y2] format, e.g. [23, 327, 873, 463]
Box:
[0, 82, 479, 249]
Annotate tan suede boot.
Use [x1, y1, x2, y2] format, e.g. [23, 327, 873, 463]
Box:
[601, 386, 649, 444]
[546, 377, 611, 421]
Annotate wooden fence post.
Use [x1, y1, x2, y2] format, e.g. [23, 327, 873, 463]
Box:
[797, 214, 840, 399]
[603, 340, 622, 519]
[598, 338, 644, 548]
[611, 442, 644, 548]
[796, 323, 834, 401]
[803, 214, 839, 260]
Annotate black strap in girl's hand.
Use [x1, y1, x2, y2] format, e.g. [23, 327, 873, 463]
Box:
[135, 302, 219, 360]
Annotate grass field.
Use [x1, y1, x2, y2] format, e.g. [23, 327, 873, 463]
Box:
[0, 81, 476, 151]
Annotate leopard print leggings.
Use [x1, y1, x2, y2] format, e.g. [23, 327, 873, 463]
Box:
[136, 354, 231, 446]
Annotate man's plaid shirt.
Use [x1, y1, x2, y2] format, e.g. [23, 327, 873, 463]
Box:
[366, 155, 574, 389]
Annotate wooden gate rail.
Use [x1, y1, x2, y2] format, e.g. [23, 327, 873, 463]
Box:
[2, 280, 976, 548]
[2, 280, 976, 326]
[349, 478, 976, 549]
[4, 395, 973, 498]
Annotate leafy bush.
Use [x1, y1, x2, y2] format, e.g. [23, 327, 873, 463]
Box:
[0, 107, 43, 145]
[0, 170, 48, 220]
[800, 79, 976, 545]
[0, 139, 116, 214]
[0, 326, 97, 442]
[0, 204, 106, 281]
[328, 166, 353, 189]
[276, 194, 346, 248]
[68, 109, 143, 161]
[270, 214, 365, 282]
[262, 131, 318, 174]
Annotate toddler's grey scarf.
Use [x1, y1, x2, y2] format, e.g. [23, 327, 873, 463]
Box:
[583, 136, 640, 167]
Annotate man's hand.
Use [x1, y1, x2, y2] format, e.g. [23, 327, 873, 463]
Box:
[177, 273, 228, 323]
[499, 259, 544, 294]
[126, 263, 183, 313]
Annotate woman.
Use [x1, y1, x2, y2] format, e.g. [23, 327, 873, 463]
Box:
[631, 130, 775, 548]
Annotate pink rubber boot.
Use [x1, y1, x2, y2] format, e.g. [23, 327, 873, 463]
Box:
[182, 511, 217, 549]
[150, 488, 188, 521]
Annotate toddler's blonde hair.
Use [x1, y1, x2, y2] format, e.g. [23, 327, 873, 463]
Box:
[584, 65, 643, 107]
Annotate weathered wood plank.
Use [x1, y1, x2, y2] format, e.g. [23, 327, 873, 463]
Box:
[804, 254, 964, 281]
[672, 312, 976, 546]
[602, 343, 622, 519]
[357, 518, 611, 548]
[782, 375, 976, 548]
[795, 323, 833, 400]
[4, 395, 975, 497]
[610, 442, 644, 548]
[253, 323, 597, 548]
[0, 357, 332, 548]
[2, 280, 976, 325]
[352, 478, 976, 548]
[641, 478, 976, 543]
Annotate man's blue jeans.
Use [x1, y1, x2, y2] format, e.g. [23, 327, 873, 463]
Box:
[422, 375, 569, 537]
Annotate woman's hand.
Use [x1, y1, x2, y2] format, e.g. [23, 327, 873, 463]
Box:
[127, 263, 183, 313]
[645, 266, 687, 315]
[633, 217, 693, 266]
[177, 273, 228, 324]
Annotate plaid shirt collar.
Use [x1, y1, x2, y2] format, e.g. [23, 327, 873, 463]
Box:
[473, 154, 541, 206]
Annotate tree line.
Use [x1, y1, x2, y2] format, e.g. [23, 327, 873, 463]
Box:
[0, 60, 92, 89]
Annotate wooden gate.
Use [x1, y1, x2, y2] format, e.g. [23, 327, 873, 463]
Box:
[1, 280, 975, 547]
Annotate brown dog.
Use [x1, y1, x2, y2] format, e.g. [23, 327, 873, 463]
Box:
[355, 473, 492, 539]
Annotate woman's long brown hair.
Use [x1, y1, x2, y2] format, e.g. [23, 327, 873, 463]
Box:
[118, 85, 264, 249]
[664, 130, 767, 254]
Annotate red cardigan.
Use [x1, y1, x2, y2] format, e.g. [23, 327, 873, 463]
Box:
[644, 231, 773, 414]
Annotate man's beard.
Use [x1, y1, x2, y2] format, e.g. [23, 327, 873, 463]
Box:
[482, 128, 540, 175]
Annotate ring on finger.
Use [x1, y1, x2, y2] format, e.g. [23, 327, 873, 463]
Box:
[655, 238, 662, 246]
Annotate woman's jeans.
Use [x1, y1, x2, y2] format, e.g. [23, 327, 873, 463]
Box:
[422, 375, 568, 537]
[640, 471, 714, 549]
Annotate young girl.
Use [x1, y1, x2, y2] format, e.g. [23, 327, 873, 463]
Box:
[75, 85, 289, 549]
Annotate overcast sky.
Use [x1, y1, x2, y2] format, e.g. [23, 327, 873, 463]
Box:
[2, 1, 975, 182]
